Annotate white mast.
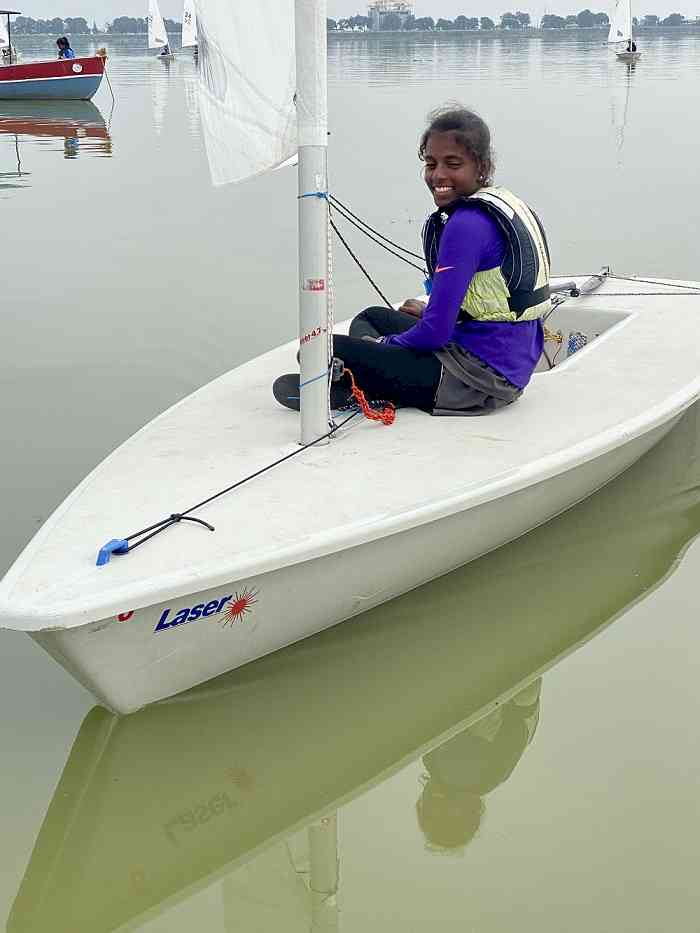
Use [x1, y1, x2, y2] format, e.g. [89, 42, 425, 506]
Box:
[295, 0, 331, 445]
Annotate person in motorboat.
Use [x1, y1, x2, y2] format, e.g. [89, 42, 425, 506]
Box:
[56, 37, 76, 59]
[274, 106, 551, 416]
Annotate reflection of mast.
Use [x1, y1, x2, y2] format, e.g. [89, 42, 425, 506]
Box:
[310, 815, 339, 932]
[183, 68, 200, 138]
[611, 60, 635, 163]
[151, 65, 169, 136]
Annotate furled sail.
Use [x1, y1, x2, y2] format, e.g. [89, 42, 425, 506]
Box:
[608, 0, 632, 43]
[194, 0, 297, 186]
[147, 0, 169, 49]
[182, 0, 197, 48]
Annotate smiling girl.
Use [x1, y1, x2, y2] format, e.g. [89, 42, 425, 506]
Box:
[274, 105, 551, 416]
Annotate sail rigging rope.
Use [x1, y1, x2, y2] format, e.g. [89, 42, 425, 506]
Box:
[329, 197, 427, 273]
[299, 189, 425, 308]
[553, 272, 700, 297]
[328, 216, 394, 309]
[96, 409, 362, 564]
[329, 195, 425, 261]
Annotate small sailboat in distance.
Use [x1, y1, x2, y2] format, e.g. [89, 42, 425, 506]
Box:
[0, 8, 19, 63]
[148, 0, 174, 61]
[608, 0, 641, 60]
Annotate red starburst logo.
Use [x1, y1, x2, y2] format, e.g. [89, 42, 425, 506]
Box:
[220, 588, 258, 626]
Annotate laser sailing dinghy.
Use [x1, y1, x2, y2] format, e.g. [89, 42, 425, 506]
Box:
[2, 0, 700, 714]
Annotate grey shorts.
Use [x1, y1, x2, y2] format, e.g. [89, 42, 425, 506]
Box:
[432, 343, 523, 416]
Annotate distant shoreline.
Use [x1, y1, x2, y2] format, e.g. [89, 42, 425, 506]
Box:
[328, 24, 700, 37]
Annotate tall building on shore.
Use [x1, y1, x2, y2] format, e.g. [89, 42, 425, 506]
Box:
[368, 1, 414, 30]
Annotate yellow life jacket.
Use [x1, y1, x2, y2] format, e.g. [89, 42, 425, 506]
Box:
[423, 186, 551, 323]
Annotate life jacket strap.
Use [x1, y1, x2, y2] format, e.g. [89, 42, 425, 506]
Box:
[508, 283, 551, 316]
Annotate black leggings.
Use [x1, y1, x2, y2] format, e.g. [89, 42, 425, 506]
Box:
[332, 307, 442, 413]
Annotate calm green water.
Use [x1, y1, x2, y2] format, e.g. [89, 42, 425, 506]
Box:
[2, 32, 700, 932]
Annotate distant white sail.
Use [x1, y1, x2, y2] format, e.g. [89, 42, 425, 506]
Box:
[0, 18, 8, 47]
[148, 0, 169, 49]
[194, 0, 297, 186]
[182, 0, 197, 47]
[608, 0, 632, 43]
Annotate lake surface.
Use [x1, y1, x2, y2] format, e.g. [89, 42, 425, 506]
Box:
[2, 32, 700, 932]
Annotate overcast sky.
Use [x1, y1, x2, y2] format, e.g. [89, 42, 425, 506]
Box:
[21, 1, 697, 26]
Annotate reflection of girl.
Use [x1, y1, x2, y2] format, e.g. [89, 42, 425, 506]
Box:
[416, 680, 541, 851]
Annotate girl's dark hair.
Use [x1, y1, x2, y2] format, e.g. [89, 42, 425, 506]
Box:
[419, 106, 495, 184]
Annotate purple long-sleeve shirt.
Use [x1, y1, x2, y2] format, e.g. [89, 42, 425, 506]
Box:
[384, 207, 543, 389]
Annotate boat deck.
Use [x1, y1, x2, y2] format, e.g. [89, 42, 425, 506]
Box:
[2, 275, 700, 631]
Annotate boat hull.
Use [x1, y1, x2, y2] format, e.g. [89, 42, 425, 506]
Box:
[616, 51, 641, 61]
[0, 57, 105, 100]
[32, 417, 677, 714]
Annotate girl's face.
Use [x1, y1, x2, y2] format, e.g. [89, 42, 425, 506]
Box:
[423, 132, 483, 208]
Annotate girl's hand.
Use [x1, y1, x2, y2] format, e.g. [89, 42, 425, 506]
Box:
[399, 299, 427, 318]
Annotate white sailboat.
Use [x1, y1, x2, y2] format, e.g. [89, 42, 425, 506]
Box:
[148, 0, 174, 60]
[608, 0, 641, 60]
[182, 0, 198, 51]
[0, 12, 19, 64]
[1, 0, 699, 714]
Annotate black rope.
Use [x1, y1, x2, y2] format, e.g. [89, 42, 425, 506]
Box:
[552, 272, 700, 298]
[329, 216, 394, 309]
[330, 200, 427, 274]
[329, 194, 424, 261]
[122, 411, 361, 554]
[606, 273, 700, 292]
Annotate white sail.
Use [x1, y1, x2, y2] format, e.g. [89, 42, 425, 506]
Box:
[608, 0, 632, 43]
[0, 17, 9, 47]
[148, 0, 169, 49]
[194, 0, 297, 186]
[182, 0, 197, 47]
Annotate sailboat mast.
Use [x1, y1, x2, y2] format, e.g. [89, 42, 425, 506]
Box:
[295, 0, 331, 445]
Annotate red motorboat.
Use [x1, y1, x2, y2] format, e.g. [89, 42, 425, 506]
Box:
[0, 10, 106, 100]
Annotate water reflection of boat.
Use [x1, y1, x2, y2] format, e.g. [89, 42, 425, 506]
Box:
[9, 405, 700, 932]
[0, 100, 112, 159]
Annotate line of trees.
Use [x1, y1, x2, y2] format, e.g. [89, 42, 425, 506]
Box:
[106, 17, 182, 34]
[6, 16, 186, 35]
[9, 10, 692, 36]
[328, 10, 695, 31]
[8, 17, 97, 34]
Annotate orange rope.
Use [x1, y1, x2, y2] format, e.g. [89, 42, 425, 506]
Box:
[343, 366, 396, 426]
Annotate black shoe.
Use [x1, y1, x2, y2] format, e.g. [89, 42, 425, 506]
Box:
[273, 374, 353, 412]
[273, 374, 301, 411]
